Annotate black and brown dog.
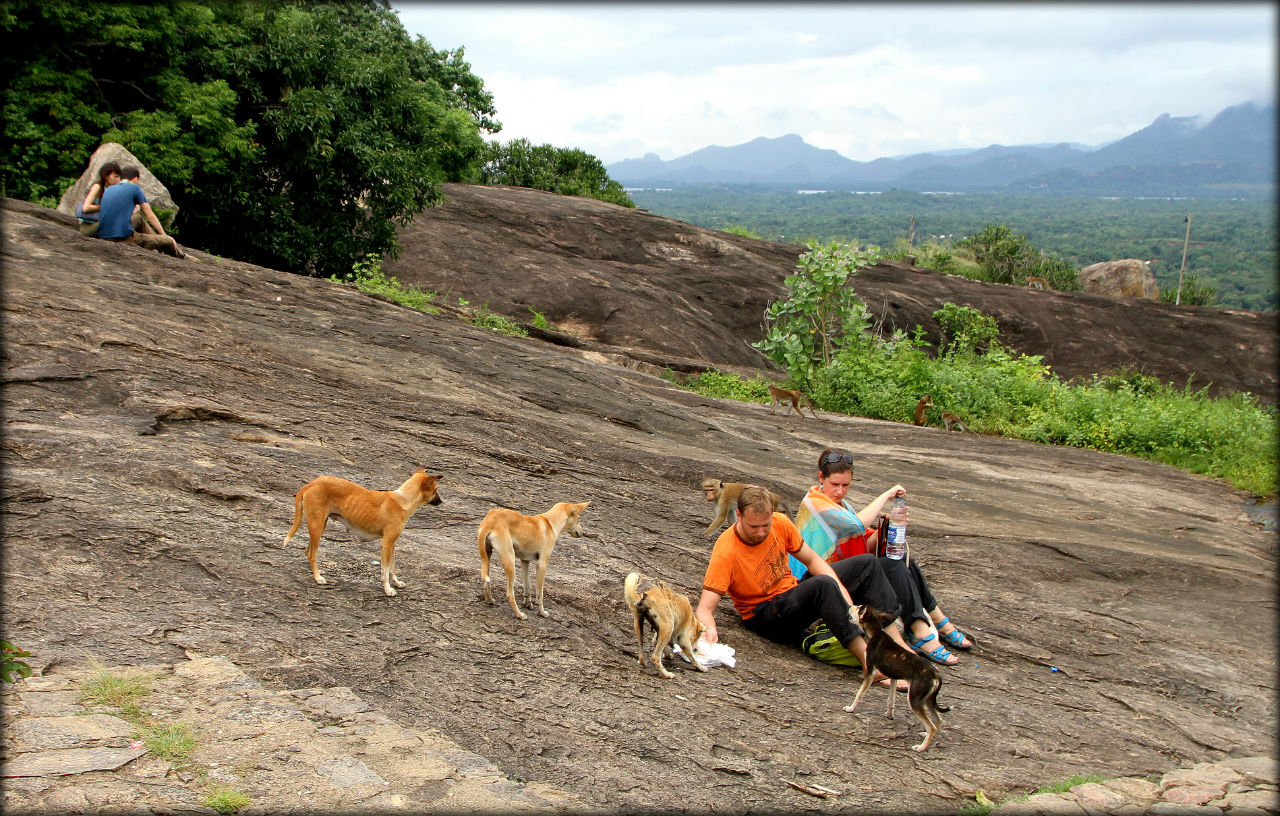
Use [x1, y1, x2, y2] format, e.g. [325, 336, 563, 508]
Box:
[843, 605, 950, 751]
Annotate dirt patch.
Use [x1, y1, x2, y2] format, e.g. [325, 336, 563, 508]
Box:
[2, 196, 1276, 813]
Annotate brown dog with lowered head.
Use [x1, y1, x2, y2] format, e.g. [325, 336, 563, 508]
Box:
[843, 605, 951, 752]
[624, 572, 708, 679]
[478, 501, 590, 619]
[283, 470, 442, 597]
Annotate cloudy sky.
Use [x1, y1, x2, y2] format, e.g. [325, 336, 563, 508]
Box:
[391, 3, 1276, 165]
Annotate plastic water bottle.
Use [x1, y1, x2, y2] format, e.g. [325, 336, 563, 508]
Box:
[885, 496, 907, 559]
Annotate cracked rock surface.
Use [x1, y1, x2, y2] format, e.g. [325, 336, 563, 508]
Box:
[2, 193, 1276, 813]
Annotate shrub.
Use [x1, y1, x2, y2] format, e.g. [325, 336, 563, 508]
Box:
[957, 224, 1079, 290]
[932, 302, 1000, 356]
[1159, 273, 1218, 306]
[681, 370, 773, 402]
[470, 307, 529, 337]
[331, 254, 439, 313]
[527, 308, 553, 330]
[2, 640, 31, 684]
[885, 237, 960, 275]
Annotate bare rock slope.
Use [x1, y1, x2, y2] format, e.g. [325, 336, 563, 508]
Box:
[388, 184, 1277, 402]
[2, 194, 1276, 813]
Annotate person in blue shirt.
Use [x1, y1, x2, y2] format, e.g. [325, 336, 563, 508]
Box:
[76, 161, 121, 237]
[96, 166, 185, 259]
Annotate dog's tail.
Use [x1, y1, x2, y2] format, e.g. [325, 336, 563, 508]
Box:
[623, 572, 642, 606]
[283, 488, 306, 546]
[927, 676, 951, 712]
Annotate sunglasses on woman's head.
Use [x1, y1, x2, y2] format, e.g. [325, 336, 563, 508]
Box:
[821, 452, 853, 468]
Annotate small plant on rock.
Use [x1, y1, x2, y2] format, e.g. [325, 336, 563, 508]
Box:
[2, 640, 32, 683]
[138, 721, 198, 761]
[528, 308, 553, 330]
[79, 660, 152, 709]
[331, 254, 439, 313]
[202, 787, 252, 814]
[470, 306, 529, 337]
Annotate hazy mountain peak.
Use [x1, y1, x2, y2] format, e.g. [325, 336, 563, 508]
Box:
[608, 102, 1274, 197]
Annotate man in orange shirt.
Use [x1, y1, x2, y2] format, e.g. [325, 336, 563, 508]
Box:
[695, 485, 913, 669]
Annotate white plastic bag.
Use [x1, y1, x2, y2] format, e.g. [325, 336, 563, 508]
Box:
[673, 635, 737, 669]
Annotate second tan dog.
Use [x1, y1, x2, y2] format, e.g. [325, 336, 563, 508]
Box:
[624, 572, 707, 679]
[477, 501, 590, 619]
[283, 470, 443, 597]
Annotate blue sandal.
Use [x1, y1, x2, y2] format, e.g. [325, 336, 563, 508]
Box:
[910, 632, 957, 665]
[936, 617, 973, 650]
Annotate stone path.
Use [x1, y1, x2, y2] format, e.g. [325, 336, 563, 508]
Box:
[991, 756, 1278, 816]
[2, 655, 594, 814]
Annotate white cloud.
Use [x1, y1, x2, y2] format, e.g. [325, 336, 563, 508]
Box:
[392, 2, 1276, 164]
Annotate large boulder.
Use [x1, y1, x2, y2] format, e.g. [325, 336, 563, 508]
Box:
[56, 143, 179, 228]
[1079, 258, 1160, 299]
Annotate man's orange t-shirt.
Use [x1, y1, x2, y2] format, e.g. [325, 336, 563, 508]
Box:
[702, 512, 803, 618]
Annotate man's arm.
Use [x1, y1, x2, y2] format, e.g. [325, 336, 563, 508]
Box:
[139, 201, 167, 236]
[794, 543, 855, 608]
[695, 589, 723, 644]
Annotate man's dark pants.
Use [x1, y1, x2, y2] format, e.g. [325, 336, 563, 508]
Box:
[742, 553, 899, 650]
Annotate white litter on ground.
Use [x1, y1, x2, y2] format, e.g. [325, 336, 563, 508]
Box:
[673, 636, 737, 669]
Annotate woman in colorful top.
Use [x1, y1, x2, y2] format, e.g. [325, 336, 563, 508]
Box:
[794, 448, 973, 665]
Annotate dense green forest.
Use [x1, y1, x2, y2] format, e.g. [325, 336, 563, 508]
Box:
[628, 186, 1277, 312]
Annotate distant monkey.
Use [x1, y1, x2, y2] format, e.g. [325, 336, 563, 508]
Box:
[913, 395, 934, 427]
[768, 385, 819, 419]
[701, 479, 786, 537]
[1025, 276, 1048, 290]
[942, 411, 974, 433]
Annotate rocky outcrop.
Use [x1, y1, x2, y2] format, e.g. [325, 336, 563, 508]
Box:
[388, 185, 1276, 402]
[1079, 258, 1161, 299]
[991, 757, 1277, 815]
[2, 194, 1277, 812]
[2, 657, 586, 813]
[56, 143, 180, 227]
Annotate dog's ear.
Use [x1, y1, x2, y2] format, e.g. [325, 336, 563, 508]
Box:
[433, 474, 444, 481]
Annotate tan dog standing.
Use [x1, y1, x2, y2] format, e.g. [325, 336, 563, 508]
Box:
[624, 572, 707, 679]
[478, 501, 590, 619]
[283, 470, 442, 596]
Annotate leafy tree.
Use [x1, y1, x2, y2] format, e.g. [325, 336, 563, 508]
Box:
[753, 241, 881, 387]
[1, 0, 499, 276]
[478, 138, 633, 207]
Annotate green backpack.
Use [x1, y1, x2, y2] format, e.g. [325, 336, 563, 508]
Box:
[801, 622, 861, 667]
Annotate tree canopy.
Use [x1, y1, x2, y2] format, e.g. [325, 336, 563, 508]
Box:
[479, 138, 634, 208]
[2, 0, 499, 276]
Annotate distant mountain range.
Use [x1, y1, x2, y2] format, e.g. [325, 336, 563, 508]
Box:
[607, 102, 1275, 198]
